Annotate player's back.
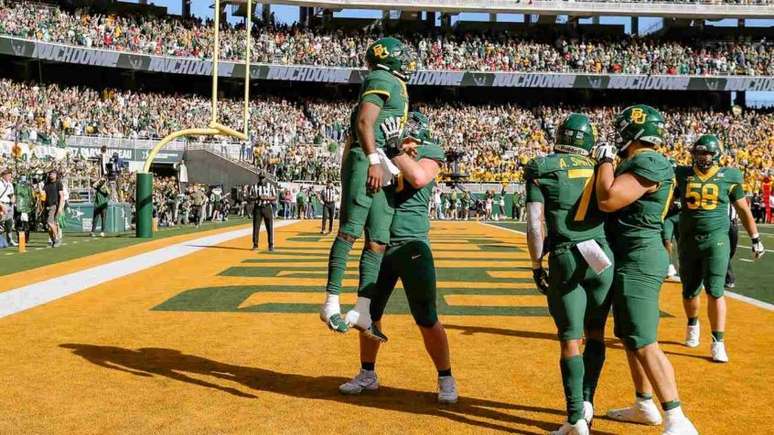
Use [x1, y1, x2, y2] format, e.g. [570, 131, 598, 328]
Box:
[676, 165, 744, 235]
[349, 70, 408, 148]
[526, 153, 606, 249]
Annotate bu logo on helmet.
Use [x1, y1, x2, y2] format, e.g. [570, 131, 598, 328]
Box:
[372, 44, 389, 59]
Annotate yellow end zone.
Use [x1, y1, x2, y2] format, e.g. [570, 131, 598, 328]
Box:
[0, 220, 771, 434]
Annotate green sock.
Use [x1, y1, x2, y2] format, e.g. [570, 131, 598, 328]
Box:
[636, 391, 653, 400]
[661, 400, 680, 411]
[711, 331, 724, 342]
[357, 249, 383, 299]
[325, 237, 354, 295]
[582, 339, 605, 403]
[560, 356, 585, 424]
[687, 317, 699, 326]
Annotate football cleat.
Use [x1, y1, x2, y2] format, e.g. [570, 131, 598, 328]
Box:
[320, 304, 349, 334]
[339, 369, 379, 395]
[666, 264, 680, 282]
[711, 341, 729, 363]
[438, 375, 458, 404]
[583, 401, 594, 426]
[685, 323, 700, 348]
[363, 322, 389, 343]
[607, 399, 663, 425]
[550, 419, 589, 435]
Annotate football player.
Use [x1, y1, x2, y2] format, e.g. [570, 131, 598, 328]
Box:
[526, 114, 613, 435]
[319, 37, 415, 333]
[593, 105, 697, 435]
[339, 113, 457, 403]
[662, 158, 681, 282]
[676, 134, 765, 362]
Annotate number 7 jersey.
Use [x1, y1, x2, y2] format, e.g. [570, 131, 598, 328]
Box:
[525, 153, 606, 250]
[675, 165, 745, 235]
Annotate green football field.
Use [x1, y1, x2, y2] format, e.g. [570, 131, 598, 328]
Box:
[0, 217, 252, 276]
[490, 220, 774, 305]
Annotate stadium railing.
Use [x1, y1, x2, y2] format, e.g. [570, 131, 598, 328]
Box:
[270, 0, 773, 18]
[2, 36, 772, 92]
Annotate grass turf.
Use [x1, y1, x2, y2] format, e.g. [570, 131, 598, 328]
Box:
[0, 217, 252, 276]
[489, 220, 774, 304]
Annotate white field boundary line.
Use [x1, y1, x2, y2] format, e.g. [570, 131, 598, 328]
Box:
[0, 221, 294, 319]
[479, 221, 773, 312]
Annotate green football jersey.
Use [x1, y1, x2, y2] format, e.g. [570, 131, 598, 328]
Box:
[611, 149, 675, 240]
[389, 141, 446, 244]
[525, 153, 606, 249]
[350, 69, 409, 149]
[13, 183, 34, 214]
[676, 165, 744, 235]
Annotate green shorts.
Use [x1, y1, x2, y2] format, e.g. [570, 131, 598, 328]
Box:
[678, 232, 730, 299]
[611, 237, 669, 350]
[338, 147, 394, 244]
[662, 213, 680, 243]
[370, 239, 438, 327]
[546, 241, 614, 341]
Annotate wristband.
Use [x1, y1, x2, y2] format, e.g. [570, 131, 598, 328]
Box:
[751, 233, 760, 240]
[367, 153, 380, 166]
[383, 147, 404, 159]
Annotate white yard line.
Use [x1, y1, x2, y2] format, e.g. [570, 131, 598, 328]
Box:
[480, 222, 773, 312]
[0, 221, 294, 319]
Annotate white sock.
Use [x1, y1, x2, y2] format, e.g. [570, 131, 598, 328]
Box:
[323, 293, 340, 316]
[354, 296, 371, 313]
[665, 406, 685, 421]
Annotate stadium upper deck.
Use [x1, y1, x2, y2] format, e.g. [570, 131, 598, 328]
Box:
[271, 0, 773, 19]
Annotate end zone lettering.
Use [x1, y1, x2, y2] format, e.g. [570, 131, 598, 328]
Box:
[491, 73, 574, 88]
[266, 66, 350, 83]
[409, 71, 464, 86]
[33, 44, 119, 67]
[608, 76, 689, 90]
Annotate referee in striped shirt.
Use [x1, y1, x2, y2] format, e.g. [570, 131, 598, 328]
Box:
[252, 174, 276, 252]
[320, 181, 337, 235]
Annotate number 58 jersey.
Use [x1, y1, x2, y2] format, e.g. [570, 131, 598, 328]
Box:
[676, 165, 745, 236]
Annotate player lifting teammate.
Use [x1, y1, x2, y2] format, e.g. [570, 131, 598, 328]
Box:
[593, 105, 697, 435]
[319, 37, 415, 333]
[675, 134, 765, 362]
[526, 114, 613, 435]
[339, 112, 457, 403]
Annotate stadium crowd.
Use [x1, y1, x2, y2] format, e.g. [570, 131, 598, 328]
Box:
[2, 78, 772, 191]
[1, 0, 772, 75]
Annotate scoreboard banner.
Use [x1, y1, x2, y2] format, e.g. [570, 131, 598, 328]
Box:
[3, 36, 774, 91]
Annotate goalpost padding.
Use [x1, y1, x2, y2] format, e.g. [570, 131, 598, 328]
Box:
[136, 172, 154, 238]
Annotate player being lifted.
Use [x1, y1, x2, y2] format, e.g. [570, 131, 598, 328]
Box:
[526, 114, 613, 435]
[339, 113, 457, 403]
[675, 134, 765, 362]
[593, 105, 698, 435]
[319, 37, 415, 333]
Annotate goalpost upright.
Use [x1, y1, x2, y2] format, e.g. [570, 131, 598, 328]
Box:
[136, 0, 252, 238]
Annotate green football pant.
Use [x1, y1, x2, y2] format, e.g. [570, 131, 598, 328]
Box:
[338, 147, 394, 244]
[678, 232, 730, 299]
[370, 240, 437, 327]
[661, 213, 680, 243]
[612, 237, 669, 350]
[547, 242, 614, 341]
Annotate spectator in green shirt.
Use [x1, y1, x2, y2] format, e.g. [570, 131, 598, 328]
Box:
[91, 178, 110, 237]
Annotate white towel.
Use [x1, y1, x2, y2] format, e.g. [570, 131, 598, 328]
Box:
[376, 148, 401, 186]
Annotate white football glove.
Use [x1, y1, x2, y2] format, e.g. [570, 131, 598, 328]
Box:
[751, 234, 765, 260]
[591, 143, 618, 164]
[379, 117, 404, 156]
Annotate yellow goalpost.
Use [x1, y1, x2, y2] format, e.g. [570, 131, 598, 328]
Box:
[136, 0, 252, 237]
